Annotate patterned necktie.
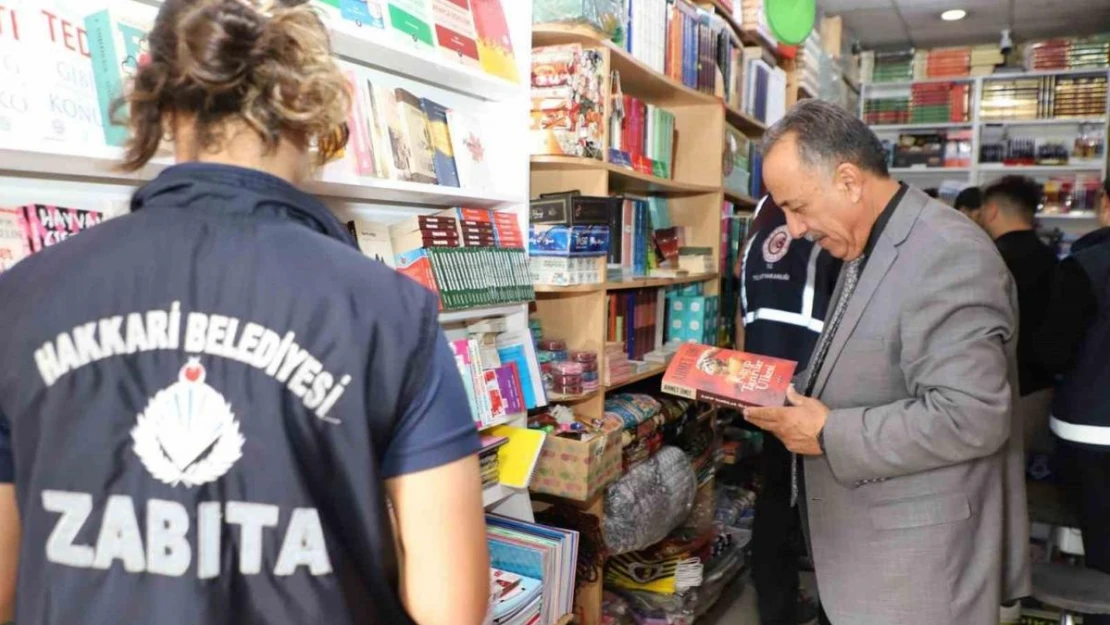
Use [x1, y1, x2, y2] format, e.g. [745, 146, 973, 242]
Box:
[791, 256, 865, 507]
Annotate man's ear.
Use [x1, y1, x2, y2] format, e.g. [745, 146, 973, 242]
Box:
[834, 163, 864, 204]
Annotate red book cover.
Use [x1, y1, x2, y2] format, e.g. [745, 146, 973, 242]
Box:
[470, 0, 518, 83]
[395, 248, 443, 308]
[456, 207, 494, 222]
[432, 0, 481, 68]
[662, 343, 797, 409]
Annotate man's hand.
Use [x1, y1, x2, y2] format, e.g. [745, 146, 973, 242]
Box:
[743, 385, 829, 455]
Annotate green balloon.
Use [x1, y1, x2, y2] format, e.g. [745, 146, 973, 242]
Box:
[766, 0, 816, 46]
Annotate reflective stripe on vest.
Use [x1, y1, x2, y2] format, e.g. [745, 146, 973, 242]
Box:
[741, 237, 825, 334]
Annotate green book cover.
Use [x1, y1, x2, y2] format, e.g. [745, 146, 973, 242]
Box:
[388, 0, 435, 48]
[86, 6, 151, 146]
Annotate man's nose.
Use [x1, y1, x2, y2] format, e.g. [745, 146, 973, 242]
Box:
[784, 211, 807, 239]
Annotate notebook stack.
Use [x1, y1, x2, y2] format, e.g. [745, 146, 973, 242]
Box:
[487, 514, 579, 625]
[490, 568, 543, 625]
[389, 215, 460, 255]
[481, 435, 508, 489]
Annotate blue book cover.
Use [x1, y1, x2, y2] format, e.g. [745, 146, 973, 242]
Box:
[497, 344, 537, 408]
[419, 98, 460, 187]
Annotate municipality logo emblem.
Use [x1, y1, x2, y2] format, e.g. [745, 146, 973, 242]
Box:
[131, 358, 244, 488]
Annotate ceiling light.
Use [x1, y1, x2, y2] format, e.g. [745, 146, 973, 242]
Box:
[941, 9, 967, 21]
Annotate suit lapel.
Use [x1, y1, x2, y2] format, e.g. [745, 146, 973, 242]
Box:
[812, 187, 930, 398]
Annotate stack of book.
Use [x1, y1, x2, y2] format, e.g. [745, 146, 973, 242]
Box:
[609, 94, 677, 179]
[607, 289, 665, 361]
[678, 247, 715, 274]
[608, 196, 683, 281]
[480, 434, 508, 489]
[487, 514, 579, 625]
[970, 45, 1005, 76]
[1025, 36, 1110, 71]
[0, 204, 106, 274]
[863, 97, 911, 125]
[909, 82, 970, 124]
[740, 0, 776, 48]
[530, 44, 606, 160]
[742, 58, 787, 125]
[390, 214, 462, 255]
[490, 568, 543, 625]
[451, 319, 546, 425]
[604, 342, 634, 387]
[924, 47, 971, 79]
[868, 49, 914, 83]
[396, 246, 533, 310]
[796, 31, 824, 98]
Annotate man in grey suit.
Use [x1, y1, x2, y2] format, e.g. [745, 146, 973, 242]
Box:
[745, 101, 1030, 625]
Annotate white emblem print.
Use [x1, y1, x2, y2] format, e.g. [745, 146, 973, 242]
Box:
[131, 358, 244, 487]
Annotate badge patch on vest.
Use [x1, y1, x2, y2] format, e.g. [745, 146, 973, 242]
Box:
[762, 225, 792, 264]
[131, 358, 244, 488]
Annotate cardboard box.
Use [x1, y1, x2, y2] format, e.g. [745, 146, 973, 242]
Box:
[530, 420, 622, 501]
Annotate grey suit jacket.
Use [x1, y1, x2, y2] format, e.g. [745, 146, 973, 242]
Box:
[803, 187, 1031, 625]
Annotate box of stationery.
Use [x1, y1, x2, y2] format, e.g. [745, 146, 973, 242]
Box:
[529, 410, 622, 501]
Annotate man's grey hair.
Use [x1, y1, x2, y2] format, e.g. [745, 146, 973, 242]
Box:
[760, 100, 890, 178]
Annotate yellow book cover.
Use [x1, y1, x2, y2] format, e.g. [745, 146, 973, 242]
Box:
[487, 425, 545, 489]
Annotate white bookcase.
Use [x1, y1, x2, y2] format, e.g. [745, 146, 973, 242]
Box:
[0, 0, 536, 521]
[861, 68, 1109, 236]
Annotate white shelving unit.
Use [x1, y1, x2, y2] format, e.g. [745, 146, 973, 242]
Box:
[0, 0, 538, 521]
[862, 68, 1110, 228]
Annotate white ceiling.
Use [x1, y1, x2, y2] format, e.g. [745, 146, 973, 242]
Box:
[821, 0, 1110, 49]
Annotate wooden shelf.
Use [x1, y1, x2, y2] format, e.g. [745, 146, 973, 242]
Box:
[547, 389, 602, 403]
[530, 155, 720, 195]
[725, 190, 759, 207]
[725, 105, 768, 137]
[535, 273, 719, 295]
[555, 614, 576, 625]
[0, 146, 519, 208]
[439, 304, 527, 325]
[532, 24, 719, 108]
[605, 363, 668, 392]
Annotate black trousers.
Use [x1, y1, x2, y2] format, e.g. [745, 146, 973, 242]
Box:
[752, 434, 803, 625]
[1061, 445, 1110, 625]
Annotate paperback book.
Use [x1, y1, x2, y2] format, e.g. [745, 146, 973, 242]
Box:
[340, 0, 387, 29]
[374, 85, 414, 181]
[470, 0, 518, 82]
[86, 0, 154, 146]
[431, 0, 481, 68]
[395, 88, 439, 184]
[420, 98, 461, 187]
[19, 204, 105, 253]
[387, 0, 436, 49]
[0, 209, 28, 274]
[446, 109, 495, 191]
[661, 343, 797, 409]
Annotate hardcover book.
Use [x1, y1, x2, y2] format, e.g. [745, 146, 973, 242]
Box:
[86, 1, 153, 146]
[661, 343, 797, 409]
[446, 109, 495, 191]
[419, 98, 461, 187]
[19, 204, 105, 254]
[431, 0, 481, 68]
[387, 0, 435, 48]
[0, 208, 28, 274]
[469, 0, 518, 82]
[395, 89, 439, 184]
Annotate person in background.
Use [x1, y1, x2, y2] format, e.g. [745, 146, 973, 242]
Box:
[954, 186, 983, 214]
[0, 2, 489, 624]
[745, 100, 1028, 625]
[740, 195, 841, 625]
[964, 176, 1057, 452]
[1036, 179, 1110, 625]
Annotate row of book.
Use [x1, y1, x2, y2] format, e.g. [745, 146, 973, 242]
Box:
[0, 204, 106, 274]
[348, 208, 523, 262]
[398, 246, 533, 310]
[487, 514, 578, 625]
[310, 0, 519, 83]
[980, 75, 1109, 121]
[481, 434, 507, 489]
[451, 317, 546, 427]
[1025, 35, 1110, 71]
[609, 94, 677, 179]
[607, 289, 665, 362]
[338, 63, 496, 190]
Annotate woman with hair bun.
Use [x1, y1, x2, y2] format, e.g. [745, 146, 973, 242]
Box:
[0, 2, 490, 624]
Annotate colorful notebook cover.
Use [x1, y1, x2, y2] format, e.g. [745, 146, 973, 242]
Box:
[469, 0, 518, 82]
[661, 343, 797, 409]
[486, 425, 545, 489]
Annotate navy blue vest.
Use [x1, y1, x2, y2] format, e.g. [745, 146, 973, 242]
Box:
[1052, 226, 1110, 448]
[741, 198, 842, 369]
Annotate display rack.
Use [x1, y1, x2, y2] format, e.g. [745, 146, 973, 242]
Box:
[528, 5, 781, 620]
[860, 68, 1110, 231]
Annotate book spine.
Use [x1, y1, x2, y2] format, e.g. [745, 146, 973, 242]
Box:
[466, 338, 493, 424]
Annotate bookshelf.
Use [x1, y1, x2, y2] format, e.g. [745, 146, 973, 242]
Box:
[529, 3, 779, 619]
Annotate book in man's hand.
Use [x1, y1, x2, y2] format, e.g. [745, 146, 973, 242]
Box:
[661, 342, 797, 409]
